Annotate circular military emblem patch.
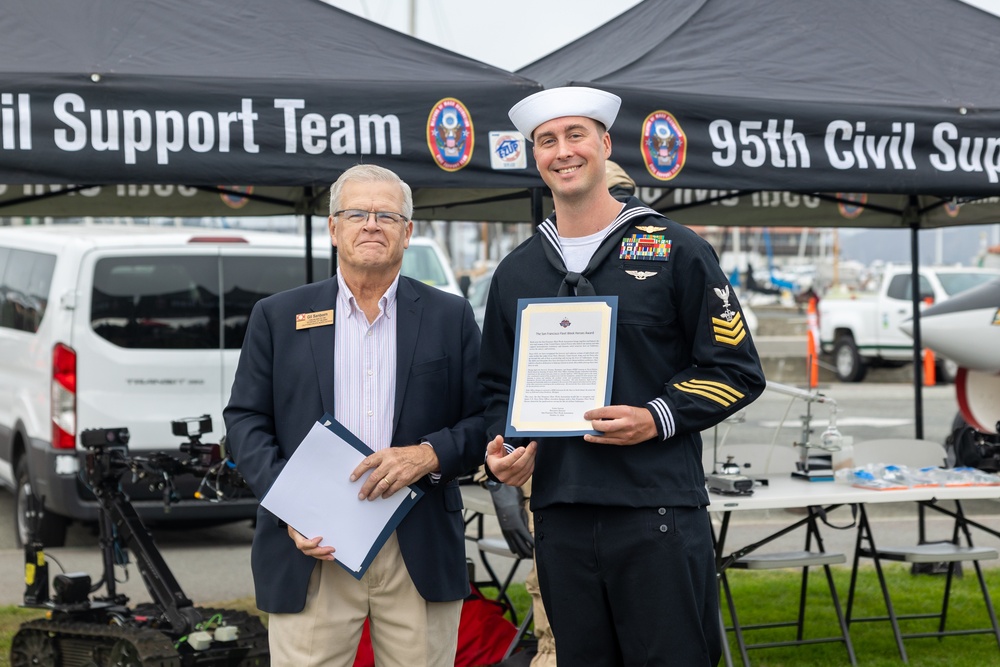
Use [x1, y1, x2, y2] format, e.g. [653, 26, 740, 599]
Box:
[641, 111, 686, 181]
[219, 185, 253, 209]
[427, 98, 474, 172]
[836, 192, 868, 219]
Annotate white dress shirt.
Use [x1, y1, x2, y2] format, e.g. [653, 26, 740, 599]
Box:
[334, 269, 399, 452]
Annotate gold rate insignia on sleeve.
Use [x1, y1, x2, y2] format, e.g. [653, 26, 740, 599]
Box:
[673, 378, 745, 407]
[295, 309, 334, 330]
[709, 284, 745, 346]
[712, 311, 746, 346]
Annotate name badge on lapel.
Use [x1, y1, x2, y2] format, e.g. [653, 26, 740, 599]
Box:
[295, 310, 334, 330]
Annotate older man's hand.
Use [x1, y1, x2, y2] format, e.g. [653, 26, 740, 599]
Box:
[287, 525, 336, 561]
[351, 443, 438, 501]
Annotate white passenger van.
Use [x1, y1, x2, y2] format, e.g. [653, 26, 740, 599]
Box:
[0, 225, 335, 546]
[310, 234, 463, 297]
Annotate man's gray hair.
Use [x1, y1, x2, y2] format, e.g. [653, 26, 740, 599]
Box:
[328, 164, 413, 220]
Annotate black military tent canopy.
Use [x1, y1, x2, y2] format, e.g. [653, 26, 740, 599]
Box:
[519, 0, 1000, 230]
[519, 0, 1000, 437]
[0, 0, 545, 220]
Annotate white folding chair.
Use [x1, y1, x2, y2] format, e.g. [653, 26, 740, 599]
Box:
[474, 481, 533, 627]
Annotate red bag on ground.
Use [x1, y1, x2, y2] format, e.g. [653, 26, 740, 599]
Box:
[455, 588, 519, 667]
[353, 586, 518, 667]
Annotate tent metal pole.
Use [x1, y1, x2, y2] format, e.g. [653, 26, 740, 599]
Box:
[303, 186, 315, 284]
[307, 185, 336, 278]
[907, 197, 924, 440]
[531, 187, 544, 226]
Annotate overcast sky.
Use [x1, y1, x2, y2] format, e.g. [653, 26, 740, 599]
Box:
[322, 0, 639, 71]
[323, 0, 1000, 72]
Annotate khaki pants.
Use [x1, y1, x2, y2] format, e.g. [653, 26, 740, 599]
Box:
[268, 532, 463, 667]
[523, 477, 557, 667]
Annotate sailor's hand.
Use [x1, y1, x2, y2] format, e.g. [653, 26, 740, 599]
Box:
[583, 405, 658, 446]
[485, 436, 536, 487]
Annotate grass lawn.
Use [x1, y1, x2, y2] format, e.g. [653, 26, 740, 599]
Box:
[2, 565, 999, 666]
[718, 564, 1000, 666]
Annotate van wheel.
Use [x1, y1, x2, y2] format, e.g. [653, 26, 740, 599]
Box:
[15, 458, 68, 548]
[833, 335, 867, 383]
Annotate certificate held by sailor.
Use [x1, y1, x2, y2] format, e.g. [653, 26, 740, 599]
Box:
[506, 296, 618, 437]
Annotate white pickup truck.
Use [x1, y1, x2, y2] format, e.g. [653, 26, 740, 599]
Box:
[818, 265, 1000, 382]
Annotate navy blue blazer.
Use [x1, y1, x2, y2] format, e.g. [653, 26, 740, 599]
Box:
[224, 275, 486, 613]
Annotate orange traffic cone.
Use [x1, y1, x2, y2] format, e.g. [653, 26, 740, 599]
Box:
[923, 347, 936, 386]
[921, 296, 936, 386]
[806, 296, 820, 388]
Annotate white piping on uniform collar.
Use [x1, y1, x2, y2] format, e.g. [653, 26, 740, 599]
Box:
[538, 199, 664, 269]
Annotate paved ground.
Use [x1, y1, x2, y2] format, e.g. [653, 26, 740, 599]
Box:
[5, 496, 996, 608]
[0, 520, 258, 606]
[1, 309, 996, 607]
[0, 512, 520, 606]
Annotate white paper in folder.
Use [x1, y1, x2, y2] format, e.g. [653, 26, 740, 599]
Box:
[261, 416, 422, 579]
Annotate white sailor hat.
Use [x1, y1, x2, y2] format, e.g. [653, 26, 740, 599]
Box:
[508, 86, 622, 141]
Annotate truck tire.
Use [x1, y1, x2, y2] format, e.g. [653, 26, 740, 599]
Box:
[833, 335, 867, 382]
[15, 457, 69, 548]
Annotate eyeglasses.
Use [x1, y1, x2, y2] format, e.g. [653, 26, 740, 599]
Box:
[333, 209, 409, 226]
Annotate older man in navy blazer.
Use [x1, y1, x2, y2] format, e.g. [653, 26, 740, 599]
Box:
[224, 164, 485, 667]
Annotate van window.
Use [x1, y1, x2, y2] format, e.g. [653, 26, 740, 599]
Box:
[91, 256, 220, 349]
[221, 255, 325, 349]
[0, 248, 56, 333]
[90, 254, 326, 350]
[0, 246, 10, 327]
